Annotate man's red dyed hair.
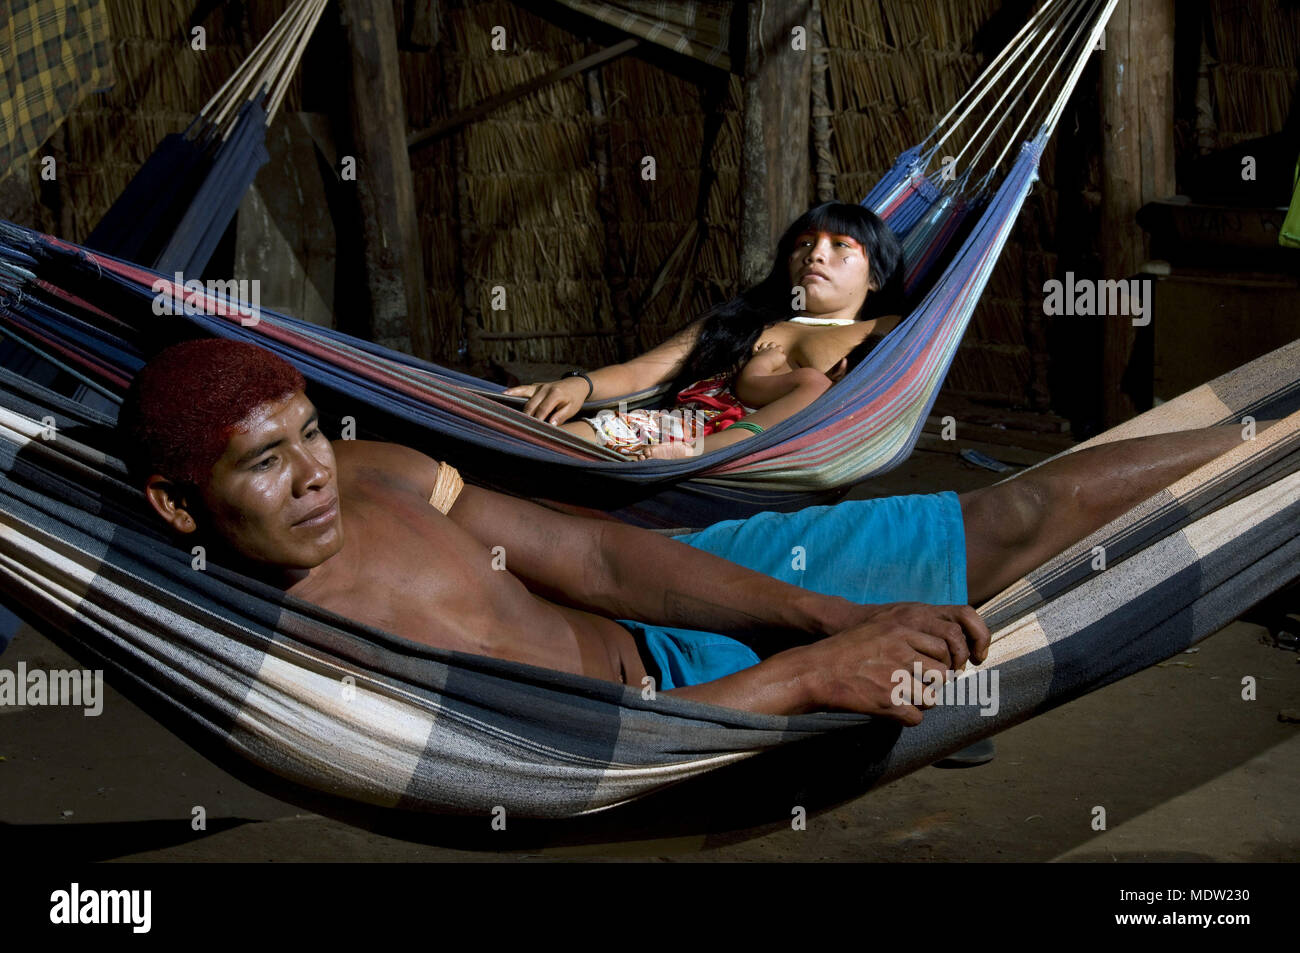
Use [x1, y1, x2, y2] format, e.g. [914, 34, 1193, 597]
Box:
[120, 339, 306, 486]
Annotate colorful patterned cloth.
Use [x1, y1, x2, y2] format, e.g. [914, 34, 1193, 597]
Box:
[583, 373, 756, 457]
[0, 0, 112, 177]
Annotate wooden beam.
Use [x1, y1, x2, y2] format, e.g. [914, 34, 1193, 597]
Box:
[479, 328, 618, 340]
[408, 38, 638, 153]
[436, 14, 485, 374]
[338, 0, 432, 357]
[739, 0, 812, 287]
[809, 0, 835, 203]
[584, 51, 635, 361]
[1099, 0, 1175, 425]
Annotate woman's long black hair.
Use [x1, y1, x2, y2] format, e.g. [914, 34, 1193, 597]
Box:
[665, 202, 904, 398]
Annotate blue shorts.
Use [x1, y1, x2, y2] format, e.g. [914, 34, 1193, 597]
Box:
[617, 492, 968, 690]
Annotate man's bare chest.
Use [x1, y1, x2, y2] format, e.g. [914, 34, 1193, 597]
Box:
[293, 489, 536, 655]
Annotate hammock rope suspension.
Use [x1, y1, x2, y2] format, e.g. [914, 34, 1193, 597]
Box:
[201, 0, 330, 138]
[951, 0, 1101, 185]
[82, 0, 328, 278]
[923, 0, 1073, 157]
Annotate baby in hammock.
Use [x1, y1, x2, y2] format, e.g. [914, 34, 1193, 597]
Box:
[562, 341, 841, 459]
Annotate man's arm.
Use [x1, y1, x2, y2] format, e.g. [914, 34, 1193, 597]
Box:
[454, 479, 990, 716]
[662, 618, 963, 720]
[344, 441, 989, 716]
[446, 472, 852, 640]
[343, 441, 989, 669]
[348, 439, 846, 637]
[421, 448, 987, 667]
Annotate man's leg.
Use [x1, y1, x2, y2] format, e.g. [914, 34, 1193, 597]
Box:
[960, 424, 1253, 604]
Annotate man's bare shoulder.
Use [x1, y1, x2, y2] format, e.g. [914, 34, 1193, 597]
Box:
[330, 439, 442, 500]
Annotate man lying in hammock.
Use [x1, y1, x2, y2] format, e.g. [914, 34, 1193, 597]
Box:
[123, 339, 1250, 722]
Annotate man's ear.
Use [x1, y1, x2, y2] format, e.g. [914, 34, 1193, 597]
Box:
[144, 476, 200, 534]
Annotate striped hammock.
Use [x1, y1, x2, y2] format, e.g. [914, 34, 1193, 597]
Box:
[10, 0, 1294, 836]
[0, 326, 1296, 834]
[1, 0, 1117, 527]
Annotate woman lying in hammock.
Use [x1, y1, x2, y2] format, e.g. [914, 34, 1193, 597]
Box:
[504, 201, 906, 459]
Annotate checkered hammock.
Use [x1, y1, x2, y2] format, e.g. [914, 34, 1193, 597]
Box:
[1, 332, 1297, 830]
[2, 0, 1297, 835]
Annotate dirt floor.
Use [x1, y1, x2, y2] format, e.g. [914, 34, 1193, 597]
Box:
[2, 449, 1297, 861]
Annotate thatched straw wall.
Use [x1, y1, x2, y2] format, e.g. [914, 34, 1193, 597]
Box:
[1205, 0, 1299, 148]
[17, 0, 301, 240]
[406, 0, 745, 370]
[411, 0, 1063, 404]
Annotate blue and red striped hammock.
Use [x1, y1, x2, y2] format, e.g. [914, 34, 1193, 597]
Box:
[0, 0, 1113, 527]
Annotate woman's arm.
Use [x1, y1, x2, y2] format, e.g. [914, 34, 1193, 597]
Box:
[504, 318, 705, 425]
[647, 367, 834, 459]
[733, 344, 804, 406]
[709, 368, 833, 450]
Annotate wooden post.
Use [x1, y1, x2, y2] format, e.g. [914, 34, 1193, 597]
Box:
[809, 0, 836, 204]
[1099, 0, 1175, 425]
[436, 10, 484, 374]
[739, 0, 812, 287]
[585, 57, 635, 362]
[449, 126, 484, 373]
[337, 0, 432, 358]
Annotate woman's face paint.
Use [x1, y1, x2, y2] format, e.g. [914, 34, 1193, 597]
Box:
[787, 230, 873, 317]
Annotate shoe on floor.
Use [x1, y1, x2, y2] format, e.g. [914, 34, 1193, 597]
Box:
[933, 738, 996, 768]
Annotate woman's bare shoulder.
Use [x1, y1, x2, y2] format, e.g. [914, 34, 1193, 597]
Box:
[782, 321, 874, 371]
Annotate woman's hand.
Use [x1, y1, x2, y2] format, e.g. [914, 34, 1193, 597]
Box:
[503, 378, 590, 425]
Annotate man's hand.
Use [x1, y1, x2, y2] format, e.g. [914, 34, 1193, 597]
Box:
[816, 601, 991, 671]
[790, 610, 987, 724]
[665, 606, 992, 721]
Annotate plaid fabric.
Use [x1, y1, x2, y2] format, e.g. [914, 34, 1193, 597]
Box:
[0, 0, 112, 177]
[554, 0, 733, 70]
[1, 241, 1298, 825]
